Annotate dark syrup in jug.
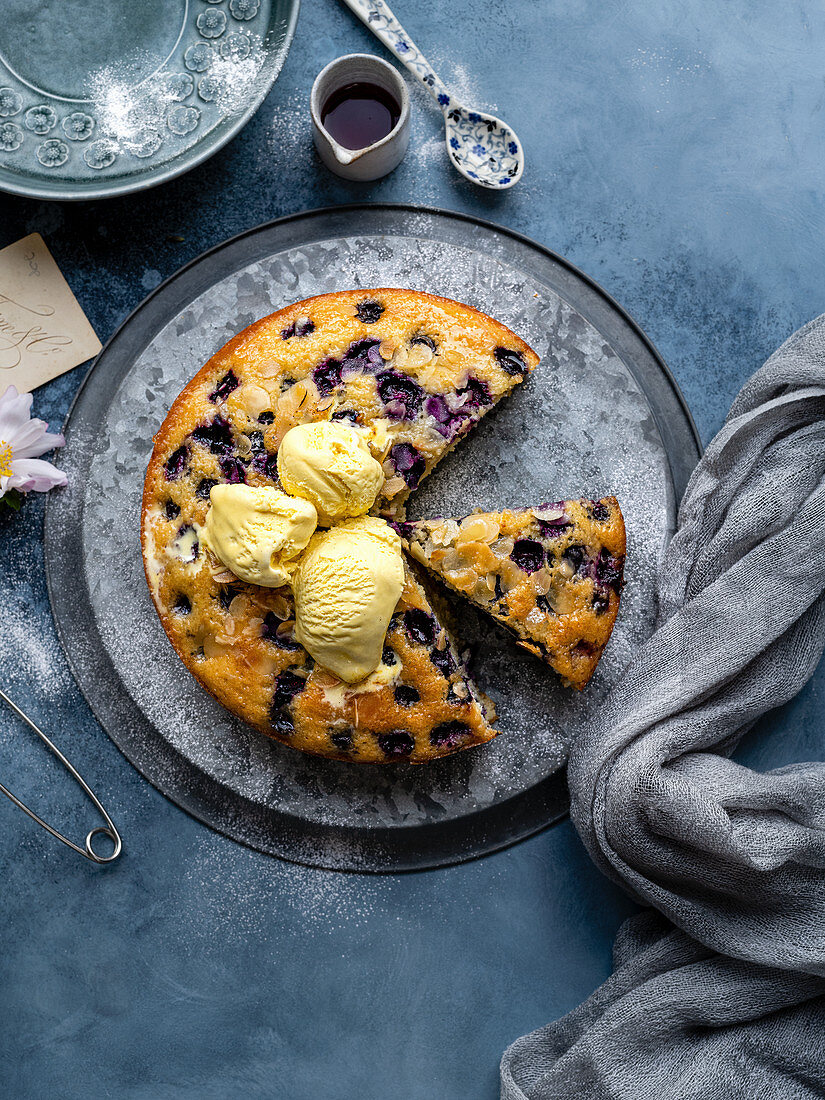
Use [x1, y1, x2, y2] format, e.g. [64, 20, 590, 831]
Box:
[321, 82, 401, 151]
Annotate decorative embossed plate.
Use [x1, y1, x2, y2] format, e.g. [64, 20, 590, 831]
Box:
[0, 0, 298, 200]
[44, 206, 700, 871]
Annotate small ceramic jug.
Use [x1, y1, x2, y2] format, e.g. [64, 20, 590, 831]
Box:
[310, 54, 410, 182]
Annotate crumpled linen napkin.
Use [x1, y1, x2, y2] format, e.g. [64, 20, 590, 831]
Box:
[501, 315, 825, 1099]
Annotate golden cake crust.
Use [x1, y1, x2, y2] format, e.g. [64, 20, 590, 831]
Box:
[141, 288, 539, 763]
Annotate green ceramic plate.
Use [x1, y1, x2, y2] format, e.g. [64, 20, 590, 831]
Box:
[0, 0, 299, 201]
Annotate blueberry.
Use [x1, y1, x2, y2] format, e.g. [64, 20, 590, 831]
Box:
[410, 334, 437, 352]
[394, 684, 420, 706]
[536, 594, 555, 614]
[257, 410, 275, 424]
[196, 478, 218, 500]
[163, 445, 189, 481]
[430, 647, 456, 677]
[356, 300, 384, 323]
[270, 669, 305, 732]
[404, 608, 436, 646]
[330, 728, 354, 752]
[164, 500, 180, 520]
[343, 337, 382, 371]
[280, 377, 296, 393]
[172, 594, 191, 615]
[592, 500, 610, 523]
[462, 376, 492, 408]
[282, 319, 315, 339]
[262, 612, 302, 649]
[219, 456, 247, 484]
[270, 711, 294, 735]
[377, 370, 424, 421]
[209, 370, 239, 403]
[390, 520, 413, 540]
[494, 574, 505, 601]
[595, 550, 624, 593]
[192, 415, 233, 455]
[248, 430, 265, 454]
[563, 544, 586, 572]
[494, 346, 527, 376]
[537, 519, 572, 538]
[382, 645, 398, 666]
[176, 524, 199, 561]
[331, 409, 359, 423]
[378, 730, 414, 757]
[313, 357, 342, 397]
[389, 442, 425, 489]
[218, 585, 239, 610]
[511, 539, 544, 573]
[429, 721, 470, 748]
[425, 394, 458, 438]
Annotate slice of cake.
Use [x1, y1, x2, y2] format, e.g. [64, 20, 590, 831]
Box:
[401, 498, 626, 690]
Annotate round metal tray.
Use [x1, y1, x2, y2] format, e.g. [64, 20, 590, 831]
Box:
[44, 204, 700, 871]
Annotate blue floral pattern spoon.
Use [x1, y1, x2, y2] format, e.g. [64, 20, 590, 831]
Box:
[340, 0, 524, 188]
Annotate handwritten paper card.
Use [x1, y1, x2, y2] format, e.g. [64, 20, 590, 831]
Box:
[0, 233, 102, 391]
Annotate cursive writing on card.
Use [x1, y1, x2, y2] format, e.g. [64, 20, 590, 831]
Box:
[0, 234, 101, 391]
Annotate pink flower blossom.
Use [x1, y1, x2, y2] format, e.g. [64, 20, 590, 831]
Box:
[0, 385, 67, 498]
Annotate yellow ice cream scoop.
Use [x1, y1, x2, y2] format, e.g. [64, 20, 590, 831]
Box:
[277, 421, 384, 526]
[203, 484, 317, 588]
[292, 516, 405, 683]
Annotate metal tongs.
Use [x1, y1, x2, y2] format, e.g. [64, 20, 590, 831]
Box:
[0, 689, 122, 864]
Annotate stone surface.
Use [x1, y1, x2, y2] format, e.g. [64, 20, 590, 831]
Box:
[1, 0, 823, 1095]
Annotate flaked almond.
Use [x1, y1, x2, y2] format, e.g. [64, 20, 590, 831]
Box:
[439, 548, 463, 573]
[490, 536, 515, 559]
[533, 568, 553, 596]
[382, 475, 406, 497]
[457, 514, 500, 544]
[499, 559, 523, 594]
[474, 575, 496, 601]
[268, 593, 292, 620]
[228, 595, 247, 618]
[211, 567, 238, 582]
[407, 343, 434, 370]
[240, 384, 271, 419]
[445, 566, 476, 592]
[203, 635, 229, 660]
[432, 519, 460, 546]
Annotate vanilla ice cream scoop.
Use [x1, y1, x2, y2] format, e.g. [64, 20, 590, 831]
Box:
[277, 421, 384, 526]
[292, 516, 405, 683]
[203, 484, 317, 588]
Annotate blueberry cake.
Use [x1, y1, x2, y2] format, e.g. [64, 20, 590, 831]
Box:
[141, 289, 538, 762]
[401, 498, 626, 690]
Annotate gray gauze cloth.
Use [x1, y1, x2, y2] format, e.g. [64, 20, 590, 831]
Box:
[501, 315, 825, 1099]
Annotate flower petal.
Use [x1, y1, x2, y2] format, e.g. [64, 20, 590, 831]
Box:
[0, 385, 34, 442]
[6, 456, 67, 493]
[12, 419, 65, 458]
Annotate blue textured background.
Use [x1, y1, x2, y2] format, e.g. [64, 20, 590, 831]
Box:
[1, 1, 824, 1096]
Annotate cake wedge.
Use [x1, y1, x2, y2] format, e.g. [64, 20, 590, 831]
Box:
[401, 498, 626, 689]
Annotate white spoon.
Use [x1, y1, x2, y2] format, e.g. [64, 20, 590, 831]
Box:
[340, 0, 525, 189]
